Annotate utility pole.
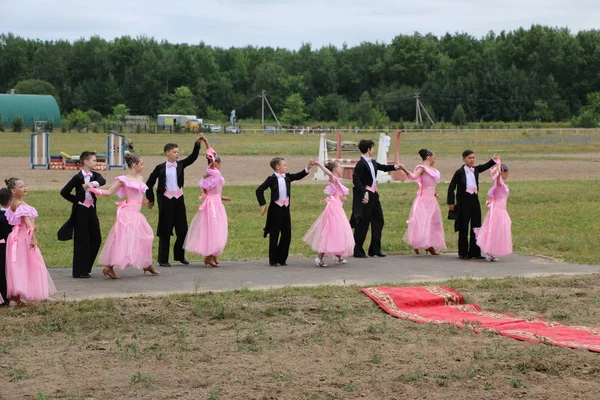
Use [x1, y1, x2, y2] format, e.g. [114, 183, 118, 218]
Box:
[414, 92, 422, 126]
[414, 92, 435, 127]
[261, 89, 266, 128]
[259, 89, 282, 128]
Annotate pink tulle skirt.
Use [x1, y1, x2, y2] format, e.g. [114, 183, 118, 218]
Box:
[184, 195, 228, 256]
[6, 226, 56, 301]
[402, 191, 446, 250]
[99, 202, 154, 270]
[303, 197, 355, 256]
[475, 200, 512, 257]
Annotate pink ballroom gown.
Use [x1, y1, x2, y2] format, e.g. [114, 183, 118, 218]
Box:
[5, 204, 56, 301]
[475, 166, 513, 257]
[184, 168, 228, 256]
[97, 176, 154, 270]
[303, 176, 355, 256]
[402, 166, 447, 250]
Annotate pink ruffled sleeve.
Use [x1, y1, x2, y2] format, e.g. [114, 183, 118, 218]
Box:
[114, 176, 129, 198]
[7, 204, 38, 225]
[199, 169, 224, 191]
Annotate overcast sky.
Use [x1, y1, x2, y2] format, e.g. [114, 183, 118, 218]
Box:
[3, 0, 599, 49]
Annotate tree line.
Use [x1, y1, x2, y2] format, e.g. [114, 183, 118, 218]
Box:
[2, 25, 600, 126]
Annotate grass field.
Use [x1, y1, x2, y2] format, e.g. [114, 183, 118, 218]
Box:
[2, 129, 600, 399]
[23, 179, 600, 267]
[3, 274, 600, 399]
[2, 129, 600, 158]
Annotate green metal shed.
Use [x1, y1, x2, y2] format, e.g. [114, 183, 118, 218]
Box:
[0, 94, 62, 127]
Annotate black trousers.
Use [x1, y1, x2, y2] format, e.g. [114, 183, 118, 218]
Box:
[457, 193, 483, 258]
[353, 191, 384, 256]
[268, 205, 291, 265]
[157, 196, 188, 263]
[72, 205, 102, 277]
[0, 243, 6, 305]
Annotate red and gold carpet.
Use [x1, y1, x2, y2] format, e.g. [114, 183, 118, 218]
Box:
[361, 286, 600, 352]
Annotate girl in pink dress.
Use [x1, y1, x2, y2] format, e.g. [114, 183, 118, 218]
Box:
[184, 137, 231, 267]
[402, 149, 446, 255]
[475, 161, 512, 262]
[89, 155, 158, 279]
[303, 160, 355, 267]
[4, 177, 56, 305]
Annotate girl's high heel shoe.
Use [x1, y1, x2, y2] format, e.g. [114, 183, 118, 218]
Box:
[11, 297, 25, 307]
[103, 267, 120, 279]
[425, 247, 440, 256]
[143, 265, 160, 275]
[204, 256, 219, 267]
[413, 248, 420, 255]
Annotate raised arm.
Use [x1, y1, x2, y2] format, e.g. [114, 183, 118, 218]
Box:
[91, 179, 123, 197]
[315, 161, 335, 180]
[179, 133, 204, 168]
[406, 165, 423, 180]
[375, 161, 398, 172]
[476, 155, 499, 174]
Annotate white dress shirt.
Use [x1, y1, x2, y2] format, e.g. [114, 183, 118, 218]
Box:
[165, 161, 180, 191]
[81, 169, 99, 201]
[464, 165, 477, 193]
[275, 173, 288, 201]
[362, 155, 376, 184]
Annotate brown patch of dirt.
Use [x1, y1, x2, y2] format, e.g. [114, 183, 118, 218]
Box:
[3, 278, 600, 399]
[2, 155, 600, 190]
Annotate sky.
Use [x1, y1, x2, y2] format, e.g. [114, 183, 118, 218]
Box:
[3, 0, 599, 49]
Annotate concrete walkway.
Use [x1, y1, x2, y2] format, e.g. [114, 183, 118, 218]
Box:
[48, 253, 600, 301]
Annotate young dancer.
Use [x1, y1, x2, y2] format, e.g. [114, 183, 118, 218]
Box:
[474, 160, 512, 262]
[0, 188, 13, 305]
[402, 149, 446, 255]
[146, 134, 203, 267]
[183, 137, 231, 267]
[58, 151, 106, 278]
[447, 150, 499, 260]
[350, 139, 402, 258]
[89, 155, 158, 279]
[303, 160, 355, 267]
[4, 178, 56, 305]
[256, 157, 314, 266]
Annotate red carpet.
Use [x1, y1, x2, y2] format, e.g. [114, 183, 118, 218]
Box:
[361, 286, 600, 352]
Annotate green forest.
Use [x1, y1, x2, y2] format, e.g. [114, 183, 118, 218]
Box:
[2, 25, 600, 126]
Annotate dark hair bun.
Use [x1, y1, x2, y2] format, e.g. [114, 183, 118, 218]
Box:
[418, 149, 428, 159]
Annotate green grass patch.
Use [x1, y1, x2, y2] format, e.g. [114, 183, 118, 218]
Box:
[2, 129, 600, 157]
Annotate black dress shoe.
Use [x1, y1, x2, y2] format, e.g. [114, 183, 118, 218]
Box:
[159, 262, 172, 267]
[469, 255, 486, 260]
[369, 252, 387, 257]
[175, 258, 190, 265]
[279, 263, 288, 266]
[459, 256, 470, 260]
[353, 254, 368, 258]
[79, 273, 91, 278]
[269, 263, 279, 267]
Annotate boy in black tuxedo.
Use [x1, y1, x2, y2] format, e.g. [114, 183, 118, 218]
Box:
[146, 134, 203, 267]
[59, 151, 106, 278]
[447, 150, 498, 260]
[256, 157, 314, 266]
[350, 139, 401, 258]
[0, 188, 12, 305]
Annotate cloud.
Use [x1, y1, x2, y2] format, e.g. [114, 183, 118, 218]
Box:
[2, 0, 599, 49]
